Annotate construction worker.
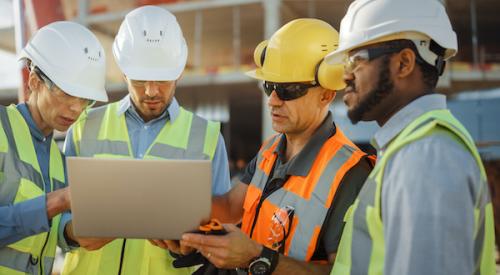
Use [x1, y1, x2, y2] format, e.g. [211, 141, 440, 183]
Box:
[60, 6, 231, 275]
[323, 0, 496, 274]
[0, 21, 108, 274]
[176, 19, 373, 274]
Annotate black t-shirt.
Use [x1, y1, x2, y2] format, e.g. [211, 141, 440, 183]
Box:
[240, 112, 372, 259]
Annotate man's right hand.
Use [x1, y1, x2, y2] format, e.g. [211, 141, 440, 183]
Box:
[65, 221, 114, 251]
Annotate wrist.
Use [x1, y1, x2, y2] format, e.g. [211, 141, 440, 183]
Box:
[248, 246, 279, 275]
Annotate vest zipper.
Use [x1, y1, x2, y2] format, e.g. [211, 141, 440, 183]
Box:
[117, 239, 127, 275]
[37, 220, 51, 275]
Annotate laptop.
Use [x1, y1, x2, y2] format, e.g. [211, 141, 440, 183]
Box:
[66, 157, 212, 240]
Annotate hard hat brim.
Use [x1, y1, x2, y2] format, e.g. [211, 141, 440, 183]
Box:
[245, 68, 314, 83]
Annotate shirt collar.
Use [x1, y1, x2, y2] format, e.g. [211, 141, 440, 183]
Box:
[116, 94, 180, 123]
[16, 103, 53, 142]
[274, 111, 336, 177]
[371, 93, 447, 151]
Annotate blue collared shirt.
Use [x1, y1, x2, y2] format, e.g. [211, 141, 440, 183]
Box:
[0, 103, 54, 247]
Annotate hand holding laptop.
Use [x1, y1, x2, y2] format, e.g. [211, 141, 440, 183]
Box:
[65, 221, 114, 251]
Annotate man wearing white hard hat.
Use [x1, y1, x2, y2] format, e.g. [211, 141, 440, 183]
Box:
[0, 21, 108, 274]
[325, 0, 496, 274]
[61, 5, 231, 275]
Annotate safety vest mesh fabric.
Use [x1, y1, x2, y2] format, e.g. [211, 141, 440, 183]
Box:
[0, 105, 65, 275]
[62, 102, 220, 275]
[331, 109, 496, 275]
[241, 128, 366, 261]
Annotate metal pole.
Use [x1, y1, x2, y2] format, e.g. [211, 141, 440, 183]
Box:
[307, 0, 316, 18]
[232, 6, 241, 70]
[78, 0, 89, 26]
[194, 11, 203, 70]
[13, 0, 27, 102]
[261, 0, 281, 141]
[470, 0, 479, 68]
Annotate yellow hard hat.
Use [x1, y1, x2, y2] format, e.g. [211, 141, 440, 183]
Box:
[246, 18, 345, 91]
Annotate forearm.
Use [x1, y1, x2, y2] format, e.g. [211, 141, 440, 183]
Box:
[211, 195, 242, 223]
[210, 182, 247, 223]
[273, 255, 332, 275]
[0, 196, 50, 247]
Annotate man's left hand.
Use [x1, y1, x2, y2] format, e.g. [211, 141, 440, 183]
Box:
[181, 223, 262, 269]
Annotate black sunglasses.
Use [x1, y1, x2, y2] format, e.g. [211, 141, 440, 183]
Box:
[263, 81, 318, 101]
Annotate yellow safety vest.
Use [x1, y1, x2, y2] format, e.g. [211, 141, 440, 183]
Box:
[331, 109, 496, 275]
[0, 105, 66, 275]
[62, 102, 220, 275]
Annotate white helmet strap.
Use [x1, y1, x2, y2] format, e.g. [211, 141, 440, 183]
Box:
[411, 39, 447, 75]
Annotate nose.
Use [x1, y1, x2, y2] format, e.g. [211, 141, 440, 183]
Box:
[145, 81, 160, 97]
[267, 90, 284, 107]
[68, 97, 88, 114]
[343, 69, 355, 84]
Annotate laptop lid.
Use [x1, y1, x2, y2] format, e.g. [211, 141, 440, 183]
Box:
[67, 157, 211, 240]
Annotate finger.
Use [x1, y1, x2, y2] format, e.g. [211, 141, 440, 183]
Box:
[181, 233, 226, 248]
[180, 243, 195, 255]
[165, 240, 180, 249]
[150, 239, 168, 249]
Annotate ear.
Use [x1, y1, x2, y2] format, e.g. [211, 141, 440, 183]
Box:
[395, 48, 416, 78]
[319, 88, 336, 106]
[27, 70, 41, 92]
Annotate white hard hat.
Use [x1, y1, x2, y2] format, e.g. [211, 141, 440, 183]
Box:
[325, 0, 457, 69]
[20, 21, 108, 102]
[112, 5, 188, 81]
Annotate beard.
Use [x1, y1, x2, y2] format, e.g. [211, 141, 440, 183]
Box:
[347, 55, 394, 124]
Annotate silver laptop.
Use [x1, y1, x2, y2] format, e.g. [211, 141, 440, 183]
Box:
[66, 157, 212, 240]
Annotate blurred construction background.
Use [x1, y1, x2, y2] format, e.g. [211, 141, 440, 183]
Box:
[0, 0, 499, 273]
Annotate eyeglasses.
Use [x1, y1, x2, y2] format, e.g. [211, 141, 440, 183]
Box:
[344, 47, 403, 73]
[130, 79, 173, 88]
[263, 81, 318, 101]
[32, 67, 95, 107]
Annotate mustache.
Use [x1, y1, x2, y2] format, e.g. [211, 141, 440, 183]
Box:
[344, 79, 355, 91]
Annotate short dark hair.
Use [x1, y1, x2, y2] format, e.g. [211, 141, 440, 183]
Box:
[380, 39, 439, 90]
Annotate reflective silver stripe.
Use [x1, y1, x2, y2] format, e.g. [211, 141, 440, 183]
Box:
[80, 139, 130, 157]
[350, 177, 377, 275]
[313, 146, 353, 205]
[42, 257, 55, 275]
[188, 114, 208, 157]
[0, 247, 38, 274]
[0, 108, 45, 204]
[262, 145, 357, 260]
[148, 115, 210, 160]
[250, 135, 281, 191]
[0, 151, 22, 205]
[53, 178, 66, 191]
[78, 106, 126, 157]
[148, 143, 210, 160]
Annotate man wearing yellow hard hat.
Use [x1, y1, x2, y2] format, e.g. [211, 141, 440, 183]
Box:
[176, 18, 373, 274]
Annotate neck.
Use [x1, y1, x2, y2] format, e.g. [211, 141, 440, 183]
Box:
[26, 100, 53, 137]
[283, 112, 326, 162]
[376, 89, 432, 126]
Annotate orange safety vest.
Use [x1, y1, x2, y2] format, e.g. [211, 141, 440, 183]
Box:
[241, 128, 367, 261]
